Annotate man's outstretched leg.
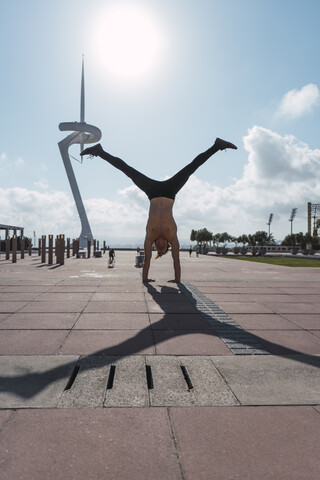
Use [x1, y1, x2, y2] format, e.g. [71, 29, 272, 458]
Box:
[164, 137, 237, 194]
[80, 144, 157, 195]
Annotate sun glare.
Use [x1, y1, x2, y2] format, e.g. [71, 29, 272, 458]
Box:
[93, 4, 165, 83]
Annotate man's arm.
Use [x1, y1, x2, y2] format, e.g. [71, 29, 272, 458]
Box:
[142, 236, 154, 282]
[169, 237, 181, 282]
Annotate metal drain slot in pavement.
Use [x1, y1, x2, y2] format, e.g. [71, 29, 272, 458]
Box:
[58, 356, 239, 408]
[180, 282, 269, 355]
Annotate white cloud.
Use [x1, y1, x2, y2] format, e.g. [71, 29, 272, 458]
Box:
[1, 127, 320, 244]
[276, 84, 320, 118]
[0, 153, 25, 173]
[33, 178, 49, 190]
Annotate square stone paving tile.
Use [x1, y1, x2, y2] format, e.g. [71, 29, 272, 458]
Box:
[0, 411, 12, 429]
[0, 292, 41, 302]
[230, 313, 302, 330]
[213, 355, 320, 405]
[170, 406, 320, 480]
[97, 284, 146, 293]
[281, 314, 320, 329]
[147, 301, 199, 314]
[0, 313, 10, 323]
[75, 312, 150, 329]
[47, 285, 98, 293]
[145, 292, 189, 303]
[149, 313, 212, 330]
[207, 293, 293, 303]
[249, 329, 320, 355]
[36, 292, 92, 302]
[0, 408, 180, 480]
[19, 301, 88, 313]
[153, 330, 231, 355]
[0, 330, 69, 355]
[0, 356, 78, 408]
[278, 287, 320, 295]
[3, 285, 50, 294]
[0, 302, 28, 313]
[270, 303, 320, 314]
[216, 301, 274, 314]
[84, 301, 147, 313]
[145, 283, 181, 294]
[59, 329, 155, 355]
[0, 313, 79, 330]
[90, 292, 145, 302]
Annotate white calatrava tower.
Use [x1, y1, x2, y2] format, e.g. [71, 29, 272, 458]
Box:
[58, 57, 101, 248]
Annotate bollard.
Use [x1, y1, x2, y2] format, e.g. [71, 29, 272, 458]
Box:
[38, 238, 41, 256]
[67, 238, 70, 258]
[21, 236, 25, 259]
[41, 235, 46, 263]
[97, 240, 99, 250]
[6, 236, 10, 260]
[93, 239, 96, 256]
[59, 235, 65, 265]
[103, 241, 106, 254]
[56, 235, 65, 265]
[55, 236, 59, 264]
[12, 235, 17, 263]
[48, 235, 53, 265]
[87, 239, 91, 258]
[28, 239, 32, 256]
[72, 238, 79, 258]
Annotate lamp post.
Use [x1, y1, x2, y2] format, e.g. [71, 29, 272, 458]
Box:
[289, 208, 297, 235]
[267, 213, 273, 240]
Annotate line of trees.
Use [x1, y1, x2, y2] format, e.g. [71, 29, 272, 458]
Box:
[190, 228, 320, 255]
[190, 228, 276, 248]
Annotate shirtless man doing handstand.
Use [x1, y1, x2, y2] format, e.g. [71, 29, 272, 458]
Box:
[81, 137, 237, 282]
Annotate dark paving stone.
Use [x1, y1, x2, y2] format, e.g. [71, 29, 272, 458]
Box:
[19, 301, 88, 313]
[0, 411, 12, 430]
[230, 313, 302, 330]
[75, 313, 150, 330]
[0, 409, 180, 480]
[0, 302, 28, 313]
[249, 329, 320, 355]
[84, 301, 147, 313]
[153, 330, 232, 355]
[37, 292, 92, 302]
[271, 303, 320, 314]
[147, 301, 198, 314]
[281, 314, 320, 329]
[217, 302, 274, 314]
[91, 292, 145, 302]
[0, 313, 79, 330]
[0, 330, 69, 355]
[149, 313, 212, 330]
[170, 406, 320, 480]
[59, 329, 155, 355]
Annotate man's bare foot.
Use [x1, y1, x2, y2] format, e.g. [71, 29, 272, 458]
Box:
[80, 144, 103, 157]
[168, 279, 179, 283]
[215, 138, 237, 150]
[143, 279, 155, 283]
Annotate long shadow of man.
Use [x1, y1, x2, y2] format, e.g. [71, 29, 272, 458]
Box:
[1, 282, 319, 399]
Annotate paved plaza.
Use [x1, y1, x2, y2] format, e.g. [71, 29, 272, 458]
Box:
[0, 250, 320, 479]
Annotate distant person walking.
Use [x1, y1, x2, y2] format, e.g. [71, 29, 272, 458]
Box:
[109, 248, 115, 262]
[189, 247, 193, 257]
[81, 137, 237, 282]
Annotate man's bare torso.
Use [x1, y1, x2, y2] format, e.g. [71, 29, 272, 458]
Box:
[145, 197, 177, 242]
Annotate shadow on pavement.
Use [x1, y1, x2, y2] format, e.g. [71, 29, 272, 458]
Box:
[1, 282, 320, 399]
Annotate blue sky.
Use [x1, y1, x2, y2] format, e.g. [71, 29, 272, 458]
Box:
[1, 0, 320, 246]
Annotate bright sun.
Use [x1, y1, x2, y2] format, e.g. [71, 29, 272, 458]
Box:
[94, 4, 165, 82]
